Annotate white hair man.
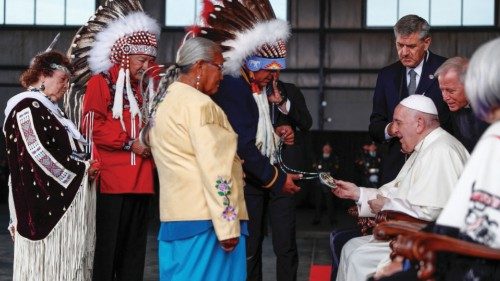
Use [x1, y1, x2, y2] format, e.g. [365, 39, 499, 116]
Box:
[435, 57, 489, 152]
[332, 95, 470, 281]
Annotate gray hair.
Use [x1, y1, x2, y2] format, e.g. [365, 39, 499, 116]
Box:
[405, 107, 440, 129]
[421, 112, 440, 128]
[435, 57, 469, 84]
[394, 14, 430, 40]
[465, 37, 500, 121]
[156, 37, 222, 95]
[140, 37, 222, 146]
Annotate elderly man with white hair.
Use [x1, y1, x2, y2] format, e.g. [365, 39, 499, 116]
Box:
[435, 57, 489, 152]
[332, 95, 470, 281]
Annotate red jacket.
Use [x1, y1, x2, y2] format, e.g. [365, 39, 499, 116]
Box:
[82, 65, 154, 194]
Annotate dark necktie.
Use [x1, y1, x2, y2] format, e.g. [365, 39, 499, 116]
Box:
[455, 108, 476, 152]
[408, 69, 417, 95]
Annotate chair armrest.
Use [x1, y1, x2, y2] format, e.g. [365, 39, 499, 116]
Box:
[392, 232, 500, 280]
[373, 221, 427, 241]
[373, 221, 428, 260]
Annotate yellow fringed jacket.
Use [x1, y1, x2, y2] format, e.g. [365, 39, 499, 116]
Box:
[150, 82, 248, 241]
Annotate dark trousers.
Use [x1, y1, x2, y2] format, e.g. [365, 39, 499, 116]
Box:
[313, 180, 340, 224]
[245, 184, 298, 281]
[92, 193, 150, 281]
[329, 227, 362, 281]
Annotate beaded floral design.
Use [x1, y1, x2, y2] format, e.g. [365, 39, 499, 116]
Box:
[215, 177, 237, 221]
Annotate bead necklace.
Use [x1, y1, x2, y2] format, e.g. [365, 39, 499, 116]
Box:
[275, 139, 337, 189]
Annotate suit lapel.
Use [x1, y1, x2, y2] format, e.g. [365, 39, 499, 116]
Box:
[416, 52, 438, 95]
[395, 64, 408, 102]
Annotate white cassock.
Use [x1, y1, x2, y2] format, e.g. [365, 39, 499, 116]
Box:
[437, 121, 500, 249]
[336, 127, 470, 281]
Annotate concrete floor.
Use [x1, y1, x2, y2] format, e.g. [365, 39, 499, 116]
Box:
[0, 202, 356, 281]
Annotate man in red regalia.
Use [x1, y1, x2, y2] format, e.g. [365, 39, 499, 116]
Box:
[81, 11, 159, 281]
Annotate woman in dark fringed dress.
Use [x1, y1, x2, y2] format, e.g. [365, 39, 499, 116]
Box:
[3, 51, 98, 280]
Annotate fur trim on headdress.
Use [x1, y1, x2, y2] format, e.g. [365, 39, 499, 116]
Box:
[222, 19, 290, 76]
[193, 0, 291, 77]
[88, 12, 160, 74]
[66, 0, 150, 128]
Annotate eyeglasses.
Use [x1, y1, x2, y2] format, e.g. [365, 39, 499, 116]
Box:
[204, 61, 224, 71]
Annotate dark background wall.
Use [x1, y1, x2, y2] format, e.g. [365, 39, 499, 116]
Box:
[0, 0, 499, 202]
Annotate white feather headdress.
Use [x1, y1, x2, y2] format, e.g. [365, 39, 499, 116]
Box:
[88, 12, 160, 74]
[65, 0, 160, 128]
[191, 0, 290, 77]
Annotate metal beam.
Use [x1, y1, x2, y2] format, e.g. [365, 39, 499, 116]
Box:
[0, 83, 21, 87]
[300, 86, 374, 91]
[318, 0, 326, 130]
[0, 65, 26, 70]
[282, 68, 380, 74]
[291, 27, 500, 33]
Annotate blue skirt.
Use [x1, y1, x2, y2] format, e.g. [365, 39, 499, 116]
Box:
[158, 229, 246, 281]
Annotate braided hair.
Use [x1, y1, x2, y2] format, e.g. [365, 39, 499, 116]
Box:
[140, 37, 221, 146]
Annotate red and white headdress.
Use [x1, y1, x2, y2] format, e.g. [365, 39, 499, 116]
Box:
[88, 12, 160, 74]
[66, 0, 160, 128]
[88, 11, 159, 128]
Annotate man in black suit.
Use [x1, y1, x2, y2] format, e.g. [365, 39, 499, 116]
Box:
[265, 72, 313, 280]
[369, 14, 450, 185]
[267, 72, 313, 173]
[435, 57, 488, 152]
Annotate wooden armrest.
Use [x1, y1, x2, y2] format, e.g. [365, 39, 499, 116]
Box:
[373, 220, 427, 241]
[392, 232, 500, 280]
[375, 210, 430, 224]
[347, 208, 429, 237]
[373, 220, 428, 261]
[416, 233, 500, 259]
[355, 210, 429, 237]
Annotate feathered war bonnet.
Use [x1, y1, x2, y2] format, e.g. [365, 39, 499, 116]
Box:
[89, 11, 160, 128]
[66, 0, 160, 130]
[192, 0, 291, 77]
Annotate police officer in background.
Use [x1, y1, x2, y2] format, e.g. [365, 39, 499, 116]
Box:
[355, 142, 382, 188]
[311, 143, 340, 225]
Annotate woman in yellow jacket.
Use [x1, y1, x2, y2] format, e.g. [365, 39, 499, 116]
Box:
[143, 37, 248, 281]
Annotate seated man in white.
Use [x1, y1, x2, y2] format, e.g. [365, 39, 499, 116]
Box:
[332, 95, 470, 281]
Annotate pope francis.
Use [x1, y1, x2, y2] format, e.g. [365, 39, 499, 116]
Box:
[332, 95, 470, 281]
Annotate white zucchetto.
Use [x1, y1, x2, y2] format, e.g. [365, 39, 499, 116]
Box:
[400, 95, 438, 115]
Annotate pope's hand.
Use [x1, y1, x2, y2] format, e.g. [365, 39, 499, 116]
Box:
[331, 179, 360, 201]
[367, 194, 389, 214]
